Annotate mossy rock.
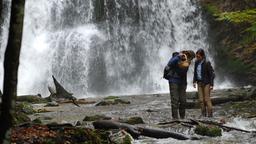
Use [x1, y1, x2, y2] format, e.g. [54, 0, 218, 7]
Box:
[104, 96, 119, 100]
[13, 111, 31, 125]
[95, 98, 130, 106]
[16, 102, 36, 114]
[83, 115, 111, 122]
[194, 124, 222, 137]
[109, 130, 134, 144]
[36, 108, 52, 113]
[17, 95, 48, 104]
[122, 117, 144, 125]
[44, 101, 59, 107]
[32, 118, 42, 124]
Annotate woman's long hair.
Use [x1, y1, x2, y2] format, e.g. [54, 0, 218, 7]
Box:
[196, 49, 206, 59]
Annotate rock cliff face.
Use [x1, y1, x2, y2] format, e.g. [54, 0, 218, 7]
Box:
[199, 0, 256, 85]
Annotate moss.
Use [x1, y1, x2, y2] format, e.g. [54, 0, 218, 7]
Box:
[217, 9, 256, 24]
[114, 99, 130, 104]
[194, 125, 222, 137]
[17, 95, 48, 104]
[84, 129, 108, 144]
[16, 102, 36, 114]
[13, 111, 31, 125]
[104, 96, 119, 100]
[123, 117, 144, 125]
[32, 118, 42, 124]
[123, 135, 133, 144]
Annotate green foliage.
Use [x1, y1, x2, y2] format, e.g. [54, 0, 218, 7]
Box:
[217, 48, 251, 75]
[217, 9, 256, 24]
[216, 9, 256, 44]
[194, 125, 222, 137]
[13, 111, 31, 125]
[16, 102, 36, 114]
[243, 23, 256, 43]
[32, 118, 42, 124]
[203, 4, 221, 16]
[123, 135, 133, 144]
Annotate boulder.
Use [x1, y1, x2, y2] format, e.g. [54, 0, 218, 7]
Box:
[121, 117, 144, 125]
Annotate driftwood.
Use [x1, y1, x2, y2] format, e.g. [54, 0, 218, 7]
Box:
[247, 114, 256, 119]
[93, 120, 195, 140]
[158, 119, 256, 133]
[47, 76, 80, 107]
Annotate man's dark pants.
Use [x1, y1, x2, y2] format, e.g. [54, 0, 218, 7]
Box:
[169, 82, 187, 119]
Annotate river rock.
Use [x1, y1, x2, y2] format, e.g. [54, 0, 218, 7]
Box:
[95, 98, 130, 106]
[83, 114, 112, 121]
[16, 102, 36, 114]
[45, 101, 59, 107]
[109, 130, 134, 144]
[121, 117, 144, 125]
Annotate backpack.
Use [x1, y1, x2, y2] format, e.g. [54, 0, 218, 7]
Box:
[163, 65, 173, 80]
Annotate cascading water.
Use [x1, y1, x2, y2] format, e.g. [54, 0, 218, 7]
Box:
[0, 0, 231, 97]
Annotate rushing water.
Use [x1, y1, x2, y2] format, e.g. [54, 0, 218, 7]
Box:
[0, 0, 232, 97]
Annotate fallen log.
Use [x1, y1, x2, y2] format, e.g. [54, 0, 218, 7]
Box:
[93, 120, 194, 140]
[247, 114, 256, 119]
[93, 120, 140, 139]
[137, 126, 190, 140]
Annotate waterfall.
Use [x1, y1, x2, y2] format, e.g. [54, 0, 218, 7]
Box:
[0, 0, 230, 97]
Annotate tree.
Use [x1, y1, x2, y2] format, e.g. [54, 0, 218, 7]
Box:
[0, 0, 25, 143]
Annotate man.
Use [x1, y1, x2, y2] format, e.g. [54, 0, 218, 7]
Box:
[167, 50, 195, 119]
[193, 49, 215, 117]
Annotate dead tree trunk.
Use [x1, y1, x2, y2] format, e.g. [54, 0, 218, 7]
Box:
[48, 75, 80, 107]
[0, 0, 25, 143]
[93, 120, 193, 140]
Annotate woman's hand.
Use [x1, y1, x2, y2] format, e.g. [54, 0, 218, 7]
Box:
[193, 83, 196, 88]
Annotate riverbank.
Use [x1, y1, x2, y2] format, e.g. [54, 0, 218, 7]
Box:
[23, 87, 256, 143]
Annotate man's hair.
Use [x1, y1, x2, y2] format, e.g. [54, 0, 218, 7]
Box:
[196, 49, 206, 58]
[181, 50, 195, 60]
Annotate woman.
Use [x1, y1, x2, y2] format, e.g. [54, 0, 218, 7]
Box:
[193, 49, 215, 117]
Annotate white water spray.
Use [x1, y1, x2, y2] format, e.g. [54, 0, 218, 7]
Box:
[0, 0, 232, 97]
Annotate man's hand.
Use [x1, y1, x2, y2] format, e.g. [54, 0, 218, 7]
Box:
[193, 83, 196, 88]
